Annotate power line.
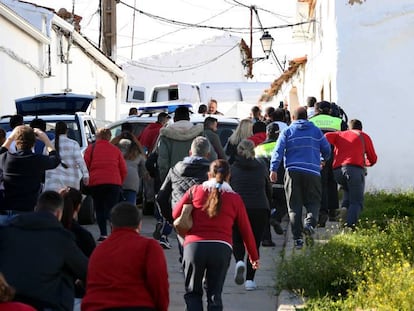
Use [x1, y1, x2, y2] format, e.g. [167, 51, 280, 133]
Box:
[120, 43, 239, 72]
[117, 1, 314, 32]
[118, 4, 237, 49]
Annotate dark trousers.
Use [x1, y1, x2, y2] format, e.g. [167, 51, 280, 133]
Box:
[333, 166, 365, 227]
[183, 242, 232, 311]
[262, 185, 287, 241]
[320, 154, 339, 220]
[284, 170, 321, 240]
[233, 208, 267, 281]
[91, 184, 122, 236]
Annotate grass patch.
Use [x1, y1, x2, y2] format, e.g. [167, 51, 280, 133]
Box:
[277, 192, 414, 310]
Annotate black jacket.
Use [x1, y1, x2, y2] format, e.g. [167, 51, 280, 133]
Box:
[157, 156, 210, 222]
[230, 156, 272, 211]
[0, 147, 60, 211]
[0, 211, 88, 311]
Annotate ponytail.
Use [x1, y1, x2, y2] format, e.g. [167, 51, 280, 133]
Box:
[202, 160, 229, 218]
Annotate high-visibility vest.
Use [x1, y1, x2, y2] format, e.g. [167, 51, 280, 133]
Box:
[310, 114, 342, 132]
[255, 141, 276, 157]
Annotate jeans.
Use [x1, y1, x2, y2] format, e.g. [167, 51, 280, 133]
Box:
[284, 170, 321, 240]
[122, 189, 137, 205]
[91, 184, 122, 236]
[333, 166, 365, 227]
[183, 242, 232, 311]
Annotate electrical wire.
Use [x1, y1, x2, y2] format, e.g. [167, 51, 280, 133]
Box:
[117, 1, 313, 32]
[119, 43, 239, 72]
[118, 4, 237, 49]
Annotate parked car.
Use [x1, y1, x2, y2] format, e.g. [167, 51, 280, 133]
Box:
[106, 110, 240, 214]
[0, 93, 98, 225]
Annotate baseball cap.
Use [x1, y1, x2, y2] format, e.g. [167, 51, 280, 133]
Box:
[266, 122, 280, 135]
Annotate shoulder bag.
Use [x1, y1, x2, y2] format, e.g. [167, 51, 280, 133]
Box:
[173, 187, 194, 238]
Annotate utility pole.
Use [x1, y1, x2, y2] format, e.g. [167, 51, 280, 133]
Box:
[101, 0, 117, 61]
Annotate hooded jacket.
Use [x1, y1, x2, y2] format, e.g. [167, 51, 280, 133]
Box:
[270, 119, 331, 176]
[0, 212, 88, 311]
[157, 121, 204, 182]
[230, 156, 272, 211]
[157, 156, 210, 222]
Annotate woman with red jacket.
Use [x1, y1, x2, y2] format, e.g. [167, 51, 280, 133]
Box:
[173, 159, 259, 311]
[84, 128, 127, 241]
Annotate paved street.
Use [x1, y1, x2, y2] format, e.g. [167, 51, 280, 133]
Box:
[85, 213, 283, 311]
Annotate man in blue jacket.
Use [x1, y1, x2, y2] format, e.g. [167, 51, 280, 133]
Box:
[269, 107, 331, 249]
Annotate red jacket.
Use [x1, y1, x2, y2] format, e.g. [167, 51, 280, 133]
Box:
[138, 122, 163, 153]
[247, 132, 266, 146]
[84, 140, 127, 186]
[0, 303, 36, 311]
[173, 184, 259, 262]
[325, 130, 377, 169]
[82, 228, 169, 311]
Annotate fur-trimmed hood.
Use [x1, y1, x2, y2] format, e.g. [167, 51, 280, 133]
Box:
[159, 122, 204, 141]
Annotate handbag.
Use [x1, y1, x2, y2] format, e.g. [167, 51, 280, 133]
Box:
[173, 187, 194, 238]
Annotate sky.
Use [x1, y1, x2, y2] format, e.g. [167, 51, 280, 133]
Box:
[26, 0, 302, 66]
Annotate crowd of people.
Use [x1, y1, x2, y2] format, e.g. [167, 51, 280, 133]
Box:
[0, 97, 377, 310]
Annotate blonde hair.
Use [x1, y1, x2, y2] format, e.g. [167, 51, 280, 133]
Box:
[237, 139, 255, 159]
[228, 119, 253, 145]
[96, 128, 112, 141]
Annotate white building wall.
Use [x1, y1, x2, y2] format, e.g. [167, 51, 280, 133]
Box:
[301, 0, 414, 191]
[0, 0, 126, 122]
[122, 35, 250, 104]
[335, 0, 414, 191]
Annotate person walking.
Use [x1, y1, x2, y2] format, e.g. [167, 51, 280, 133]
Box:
[325, 119, 377, 228]
[224, 118, 253, 165]
[43, 121, 89, 192]
[84, 128, 127, 242]
[173, 159, 259, 310]
[269, 107, 331, 249]
[155, 136, 210, 252]
[203, 116, 226, 160]
[230, 139, 272, 290]
[309, 101, 348, 226]
[0, 191, 88, 311]
[82, 202, 169, 311]
[138, 112, 170, 154]
[112, 130, 147, 205]
[157, 106, 204, 182]
[255, 123, 287, 244]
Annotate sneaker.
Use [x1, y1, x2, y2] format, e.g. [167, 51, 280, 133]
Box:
[261, 240, 276, 247]
[97, 236, 107, 242]
[234, 260, 246, 285]
[294, 239, 304, 249]
[245, 280, 257, 291]
[303, 224, 315, 236]
[270, 219, 284, 235]
[152, 221, 163, 240]
[159, 235, 172, 249]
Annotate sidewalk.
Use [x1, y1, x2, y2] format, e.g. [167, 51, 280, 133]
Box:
[85, 214, 339, 311]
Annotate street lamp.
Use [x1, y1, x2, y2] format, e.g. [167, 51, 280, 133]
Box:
[259, 31, 274, 59]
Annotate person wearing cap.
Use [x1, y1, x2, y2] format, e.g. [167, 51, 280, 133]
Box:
[309, 101, 347, 227]
[138, 112, 170, 154]
[255, 123, 287, 246]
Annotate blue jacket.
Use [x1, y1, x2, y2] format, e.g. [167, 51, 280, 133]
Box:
[270, 119, 331, 176]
